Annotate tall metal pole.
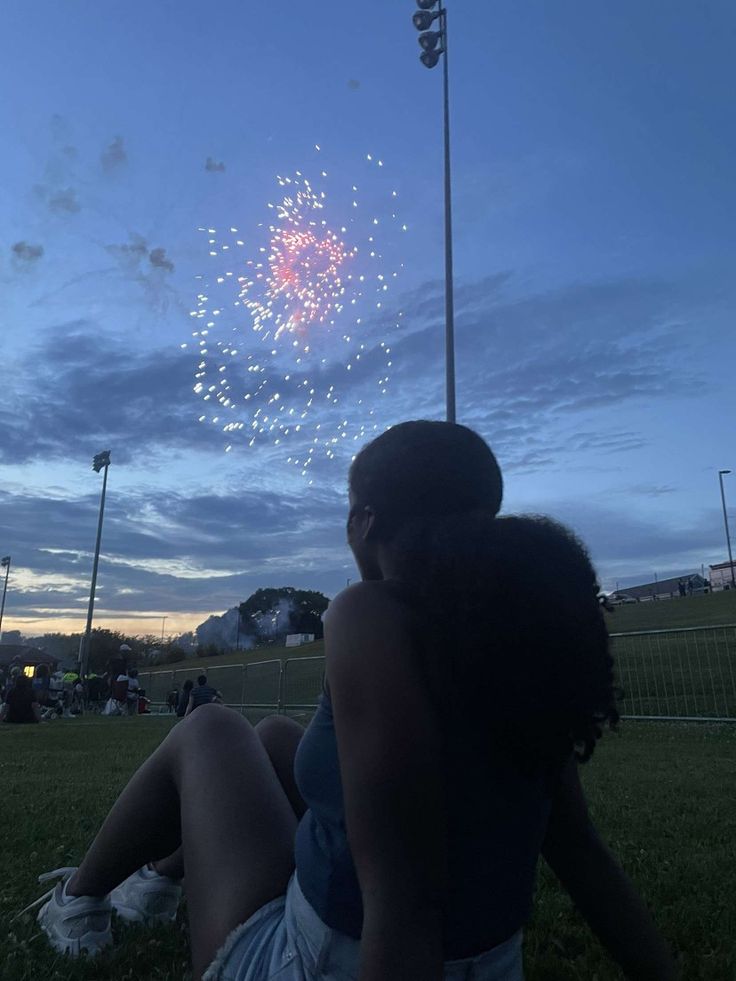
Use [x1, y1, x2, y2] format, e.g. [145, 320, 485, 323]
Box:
[161, 616, 167, 643]
[79, 462, 110, 677]
[718, 470, 735, 588]
[0, 557, 11, 640]
[440, 1, 456, 424]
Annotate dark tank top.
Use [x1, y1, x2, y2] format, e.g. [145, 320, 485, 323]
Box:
[293, 679, 553, 959]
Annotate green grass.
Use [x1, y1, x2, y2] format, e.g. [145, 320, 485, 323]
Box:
[1, 718, 734, 980]
[606, 590, 736, 633]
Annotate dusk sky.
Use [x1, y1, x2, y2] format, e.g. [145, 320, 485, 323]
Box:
[1, 1, 735, 639]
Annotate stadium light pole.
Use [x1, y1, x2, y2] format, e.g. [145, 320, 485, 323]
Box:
[412, 0, 456, 423]
[0, 555, 11, 640]
[718, 470, 735, 589]
[78, 451, 111, 678]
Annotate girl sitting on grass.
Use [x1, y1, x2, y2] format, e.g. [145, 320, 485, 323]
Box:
[26, 421, 678, 980]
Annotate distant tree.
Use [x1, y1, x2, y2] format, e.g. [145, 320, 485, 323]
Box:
[238, 587, 329, 646]
[23, 632, 78, 661]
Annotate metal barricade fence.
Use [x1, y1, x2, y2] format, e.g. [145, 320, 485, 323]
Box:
[139, 625, 736, 725]
[611, 624, 736, 722]
[243, 659, 283, 724]
[281, 656, 326, 725]
[139, 659, 283, 723]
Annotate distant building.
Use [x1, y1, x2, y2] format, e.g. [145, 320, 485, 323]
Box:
[613, 573, 708, 602]
[285, 633, 316, 648]
[709, 561, 736, 591]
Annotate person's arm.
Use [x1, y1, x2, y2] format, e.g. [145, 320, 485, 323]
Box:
[32, 700, 42, 723]
[542, 756, 680, 980]
[327, 584, 446, 981]
[184, 693, 195, 717]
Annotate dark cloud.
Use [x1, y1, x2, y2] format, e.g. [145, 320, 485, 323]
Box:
[101, 136, 127, 172]
[205, 156, 226, 173]
[11, 241, 44, 262]
[148, 247, 174, 272]
[0, 482, 349, 618]
[378, 272, 703, 472]
[0, 266, 726, 621]
[47, 187, 80, 214]
[625, 484, 677, 498]
[0, 477, 726, 619]
[0, 323, 207, 465]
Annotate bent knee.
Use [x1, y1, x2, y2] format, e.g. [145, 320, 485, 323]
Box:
[176, 702, 252, 746]
[255, 714, 304, 746]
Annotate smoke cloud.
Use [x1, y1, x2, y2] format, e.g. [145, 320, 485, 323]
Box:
[12, 241, 44, 262]
[101, 136, 127, 172]
[47, 188, 80, 214]
[149, 247, 174, 272]
[196, 607, 252, 650]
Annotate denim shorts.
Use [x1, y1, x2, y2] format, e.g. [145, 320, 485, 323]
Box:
[203, 871, 524, 981]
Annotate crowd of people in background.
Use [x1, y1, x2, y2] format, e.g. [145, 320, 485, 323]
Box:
[1, 646, 223, 725]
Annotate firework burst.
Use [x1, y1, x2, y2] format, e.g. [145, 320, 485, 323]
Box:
[188, 148, 406, 480]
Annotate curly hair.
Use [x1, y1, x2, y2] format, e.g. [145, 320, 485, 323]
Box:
[349, 421, 619, 775]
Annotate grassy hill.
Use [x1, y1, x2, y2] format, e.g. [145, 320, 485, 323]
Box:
[605, 589, 736, 633]
[159, 638, 325, 672]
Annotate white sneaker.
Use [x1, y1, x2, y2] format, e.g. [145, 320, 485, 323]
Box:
[20, 867, 112, 957]
[110, 864, 183, 925]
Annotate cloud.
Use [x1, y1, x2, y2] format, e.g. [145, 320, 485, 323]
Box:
[47, 188, 80, 214]
[148, 247, 174, 272]
[12, 241, 44, 262]
[101, 136, 127, 172]
[0, 480, 348, 622]
[205, 156, 226, 173]
[0, 323, 206, 465]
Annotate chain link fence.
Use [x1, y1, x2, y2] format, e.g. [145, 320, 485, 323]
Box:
[138, 624, 736, 724]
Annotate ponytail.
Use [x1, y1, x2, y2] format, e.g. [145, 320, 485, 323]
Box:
[393, 513, 619, 773]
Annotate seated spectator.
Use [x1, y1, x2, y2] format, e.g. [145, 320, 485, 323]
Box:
[32, 664, 50, 706]
[1, 673, 41, 724]
[176, 679, 193, 718]
[185, 675, 219, 715]
[166, 686, 179, 713]
[26, 422, 678, 981]
[126, 669, 140, 717]
[72, 679, 85, 715]
[49, 670, 65, 712]
[112, 671, 130, 711]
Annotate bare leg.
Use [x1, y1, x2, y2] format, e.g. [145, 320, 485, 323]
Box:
[145, 715, 306, 885]
[152, 846, 184, 880]
[68, 705, 299, 980]
[254, 715, 307, 820]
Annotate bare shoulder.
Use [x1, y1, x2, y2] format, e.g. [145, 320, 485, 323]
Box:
[325, 580, 407, 626]
[324, 581, 416, 679]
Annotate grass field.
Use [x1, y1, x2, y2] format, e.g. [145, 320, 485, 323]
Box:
[1, 717, 734, 980]
[606, 590, 736, 633]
